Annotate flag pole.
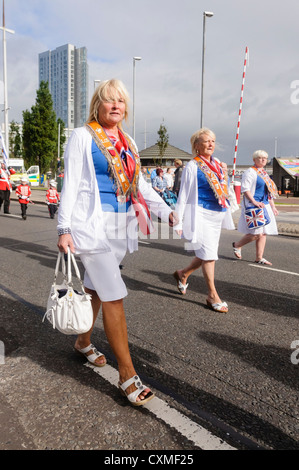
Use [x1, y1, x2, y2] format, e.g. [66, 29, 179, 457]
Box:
[232, 46, 248, 184]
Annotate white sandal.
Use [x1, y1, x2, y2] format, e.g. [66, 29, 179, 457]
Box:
[75, 343, 107, 367]
[206, 300, 229, 313]
[173, 271, 189, 295]
[118, 375, 155, 407]
[232, 242, 242, 259]
[255, 258, 272, 266]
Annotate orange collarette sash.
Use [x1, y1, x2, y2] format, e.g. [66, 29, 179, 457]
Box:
[194, 155, 229, 205]
[251, 166, 279, 199]
[86, 121, 140, 200]
[86, 121, 154, 235]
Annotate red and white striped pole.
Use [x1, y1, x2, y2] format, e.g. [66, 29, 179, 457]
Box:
[232, 46, 248, 184]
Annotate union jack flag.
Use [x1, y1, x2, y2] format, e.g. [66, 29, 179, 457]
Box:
[245, 206, 270, 229]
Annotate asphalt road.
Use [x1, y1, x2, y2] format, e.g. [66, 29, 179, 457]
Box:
[0, 200, 298, 451]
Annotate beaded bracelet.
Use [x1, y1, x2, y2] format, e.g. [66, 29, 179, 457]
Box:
[57, 227, 72, 236]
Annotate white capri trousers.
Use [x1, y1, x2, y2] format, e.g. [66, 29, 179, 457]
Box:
[79, 212, 129, 302]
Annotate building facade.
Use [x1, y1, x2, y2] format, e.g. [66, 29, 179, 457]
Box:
[39, 44, 88, 130]
[272, 157, 299, 195]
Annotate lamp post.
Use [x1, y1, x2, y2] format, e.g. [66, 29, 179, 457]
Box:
[133, 56, 141, 141]
[200, 11, 213, 128]
[94, 79, 101, 90]
[0, 0, 14, 154]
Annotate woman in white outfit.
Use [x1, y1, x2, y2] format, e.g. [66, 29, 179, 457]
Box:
[57, 79, 177, 406]
[232, 150, 279, 265]
[173, 128, 235, 313]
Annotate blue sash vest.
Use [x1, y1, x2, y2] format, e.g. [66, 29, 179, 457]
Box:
[91, 140, 132, 212]
[253, 175, 269, 204]
[197, 168, 226, 212]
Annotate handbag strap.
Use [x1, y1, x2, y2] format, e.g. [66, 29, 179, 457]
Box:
[66, 248, 86, 292]
[53, 248, 86, 291]
[66, 247, 81, 283]
[54, 251, 66, 282]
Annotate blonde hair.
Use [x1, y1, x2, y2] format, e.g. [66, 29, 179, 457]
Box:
[190, 127, 216, 156]
[174, 159, 182, 166]
[252, 150, 268, 161]
[86, 79, 130, 129]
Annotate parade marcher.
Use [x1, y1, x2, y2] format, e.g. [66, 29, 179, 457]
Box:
[57, 79, 178, 406]
[173, 128, 235, 313]
[0, 161, 15, 214]
[232, 150, 279, 265]
[16, 177, 32, 220]
[46, 180, 60, 219]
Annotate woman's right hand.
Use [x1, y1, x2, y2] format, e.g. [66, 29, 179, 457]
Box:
[244, 191, 265, 209]
[253, 200, 265, 208]
[57, 233, 75, 254]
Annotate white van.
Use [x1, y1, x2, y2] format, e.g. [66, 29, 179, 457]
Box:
[8, 159, 40, 187]
[8, 158, 26, 189]
[26, 165, 40, 187]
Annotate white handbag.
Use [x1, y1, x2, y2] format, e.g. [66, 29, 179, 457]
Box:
[43, 248, 93, 335]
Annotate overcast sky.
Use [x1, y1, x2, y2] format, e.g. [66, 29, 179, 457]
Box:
[2, 0, 299, 164]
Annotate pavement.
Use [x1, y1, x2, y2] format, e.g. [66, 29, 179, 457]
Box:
[11, 187, 299, 238]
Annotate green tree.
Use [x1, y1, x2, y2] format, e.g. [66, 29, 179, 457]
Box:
[9, 120, 22, 158]
[22, 81, 58, 174]
[156, 121, 169, 165]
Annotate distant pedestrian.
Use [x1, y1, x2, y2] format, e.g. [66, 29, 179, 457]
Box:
[152, 168, 166, 196]
[150, 165, 160, 185]
[0, 161, 15, 214]
[16, 177, 32, 220]
[46, 180, 60, 219]
[232, 150, 279, 265]
[141, 166, 148, 181]
[164, 167, 174, 190]
[173, 159, 184, 196]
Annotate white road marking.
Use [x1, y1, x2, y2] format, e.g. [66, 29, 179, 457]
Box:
[138, 240, 150, 244]
[1, 213, 21, 219]
[84, 362, 236, 451]
[249, 264, 299, 276]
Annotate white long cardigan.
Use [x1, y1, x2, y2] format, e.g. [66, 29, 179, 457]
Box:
[175, 160, 235, 243]
[57, 127, 172, 254]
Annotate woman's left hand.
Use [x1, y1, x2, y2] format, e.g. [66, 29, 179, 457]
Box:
[169, 211, 179, 227]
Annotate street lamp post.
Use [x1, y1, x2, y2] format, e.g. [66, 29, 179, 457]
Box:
[133, 56, 141, 141]
[0, 0, 15, 154]
[200, 11, 213, 128]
